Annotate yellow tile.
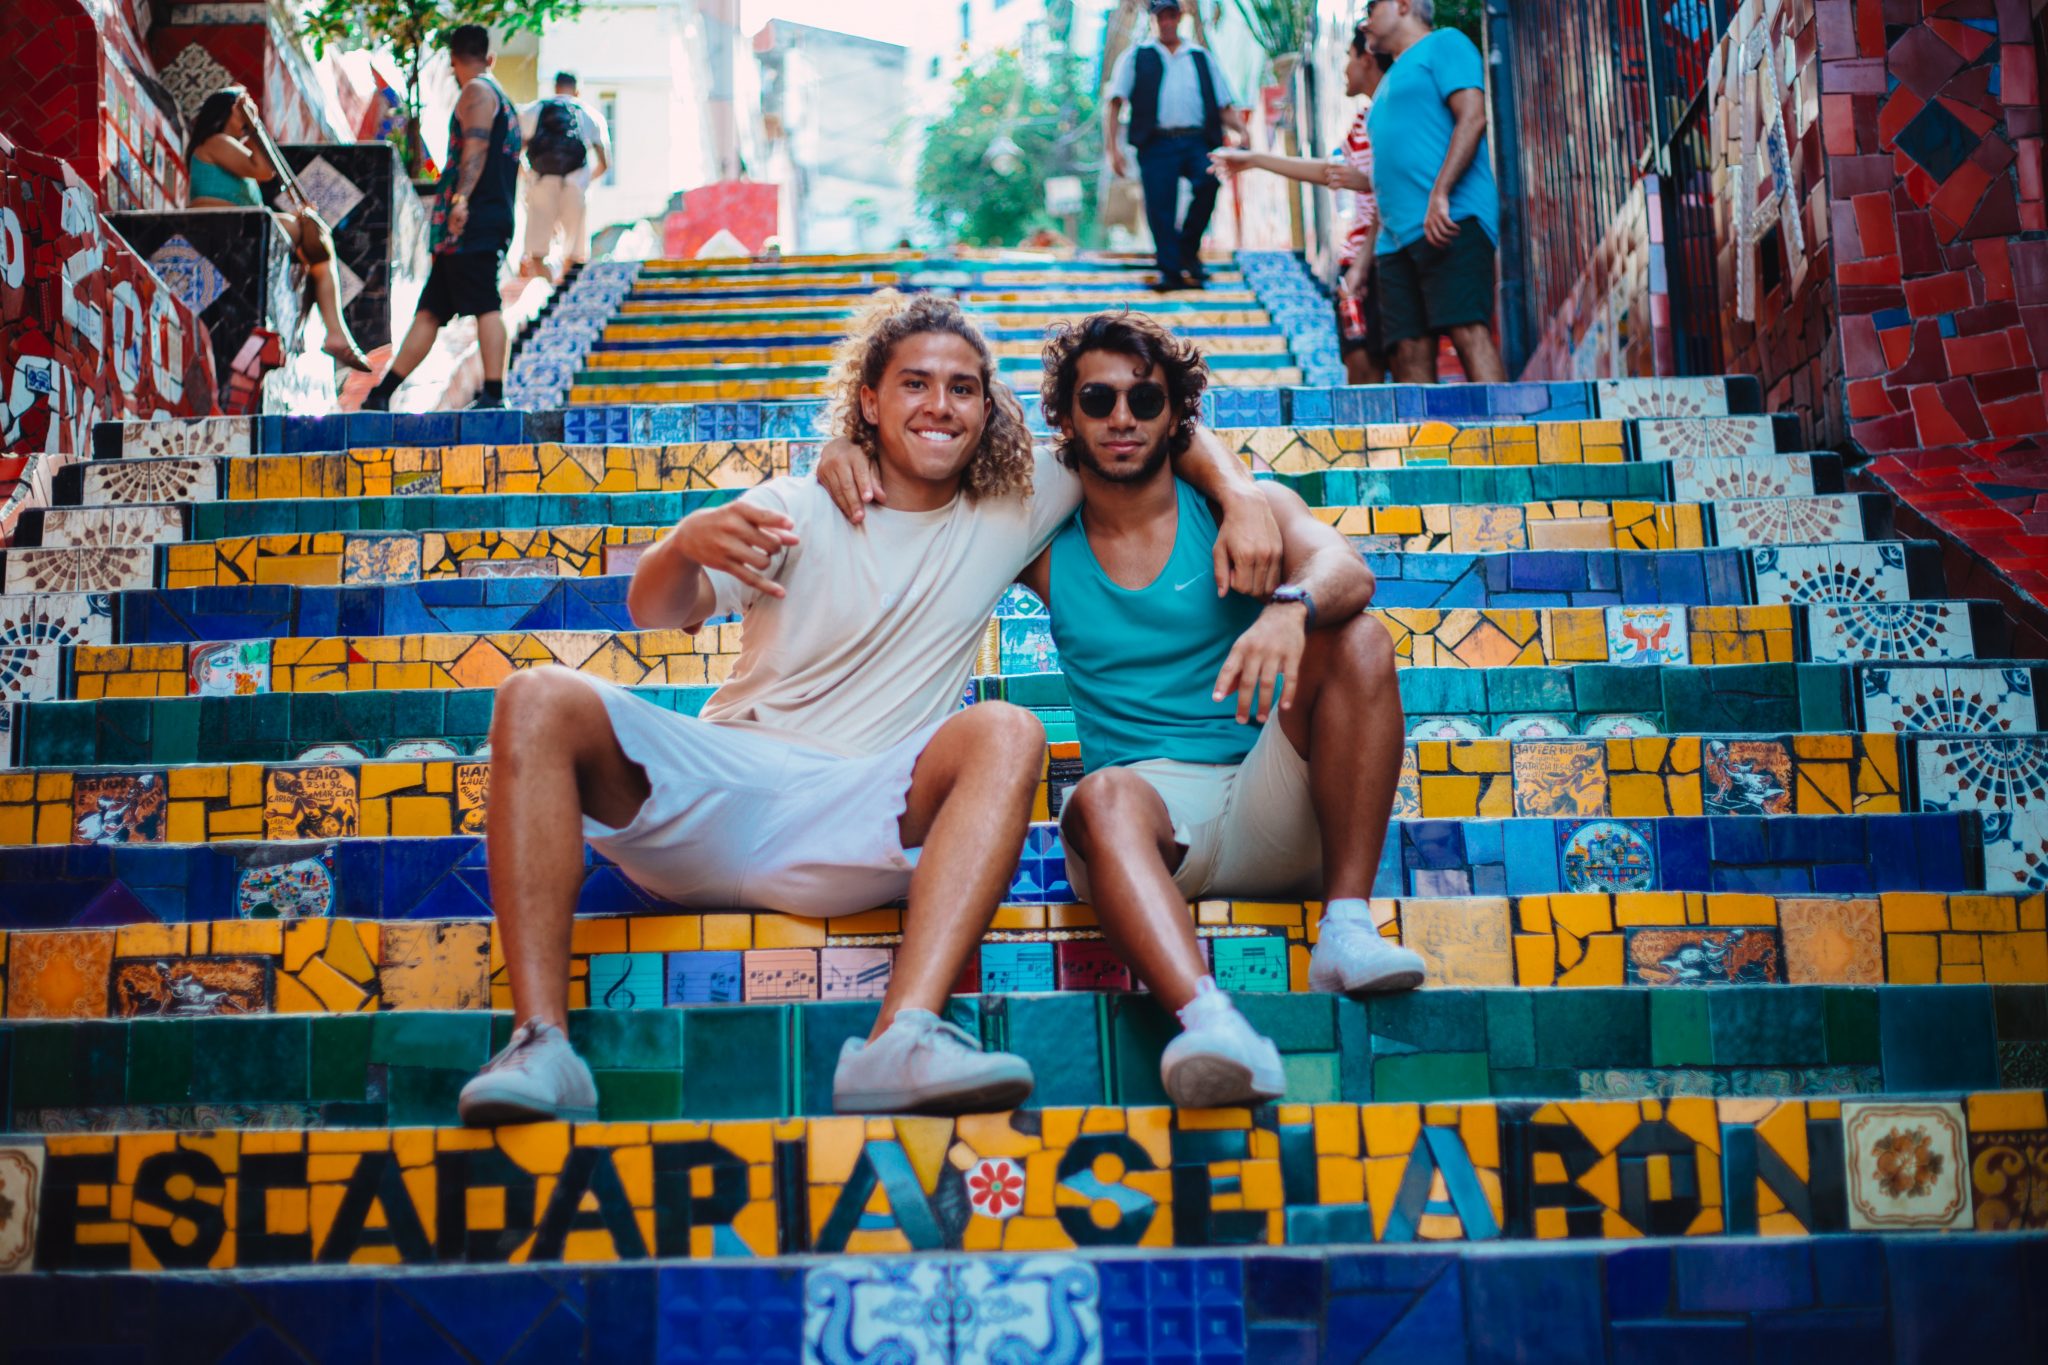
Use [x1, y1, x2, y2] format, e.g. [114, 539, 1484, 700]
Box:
[1556, 934, 1624, 987]
[1887, 934, 1940, 984]
[1881, 894, 1949, 933]
[1967, 1091, 2048, 1131]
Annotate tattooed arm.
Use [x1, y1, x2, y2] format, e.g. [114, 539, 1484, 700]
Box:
[445, 79, 498, 242]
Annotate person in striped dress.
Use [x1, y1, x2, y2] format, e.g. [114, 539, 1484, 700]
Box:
[1212, 19, 1389, 383]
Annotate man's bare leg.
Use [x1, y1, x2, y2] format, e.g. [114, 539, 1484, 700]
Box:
[870, 701, 1047, 1040]
[1344, 349, 1384, 386]
[1063, 770, 1207, 1013]
[477, 310, 509, 383]
[1389, 336, 1438, 384]
[1275, 614, 1406, 907]
[488, 666, 650, 1030]
[1445, 322, 1507, 383]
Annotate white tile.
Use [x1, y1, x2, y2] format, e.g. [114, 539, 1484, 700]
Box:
[1715, 497, 1865, 548]
[1842, 1101, 1971, 1230]
[1751, 543, 1907, 603]
[1805, 602, 1976, 664]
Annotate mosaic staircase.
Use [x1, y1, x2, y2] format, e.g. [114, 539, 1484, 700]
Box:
[0, 251, 2043, 1359]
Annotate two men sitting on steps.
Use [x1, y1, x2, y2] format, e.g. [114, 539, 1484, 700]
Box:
[461, 296, 1422, 1126]
[459, 292, 1280, 1126]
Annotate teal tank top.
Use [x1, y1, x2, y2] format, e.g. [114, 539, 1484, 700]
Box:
[1049, 481, 1268, 772]
[189, 156, 262, 208]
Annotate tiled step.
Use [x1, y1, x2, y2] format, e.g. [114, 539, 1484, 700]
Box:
[0, 1237, 2041, 1356]
[0, 729, 1928, 852]
[3, 890, 2040, 1024]
[18, 658, 2035, 769]
[0, 812, 1993, 920]
[0, 603, 1997, 711]
[30, 607, 1808, 703]
[89, 385, 1780, 458]
[0, 987, 2035, 1134]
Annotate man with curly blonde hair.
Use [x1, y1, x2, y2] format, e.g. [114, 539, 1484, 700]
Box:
[464, 293, 1276, 1125]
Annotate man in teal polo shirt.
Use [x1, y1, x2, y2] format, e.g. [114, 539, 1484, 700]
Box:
[1363, 0, 1507, 383]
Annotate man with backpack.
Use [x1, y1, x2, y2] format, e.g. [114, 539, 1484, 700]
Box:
[519, 71, 612, 279]
[1104, 1, 1249, 292]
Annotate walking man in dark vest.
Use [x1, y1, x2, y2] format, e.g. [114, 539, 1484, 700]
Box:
[1105, 1, 1248, 292]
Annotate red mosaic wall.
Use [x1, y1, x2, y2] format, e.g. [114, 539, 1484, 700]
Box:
[1822, 0, 2047, 452]
[149, 4, 338, 151]
[0, 0, 188, 213]
[0, 130, 217, 542]
[665, 181, 783, 258]
[1521, 176, 1676, 381]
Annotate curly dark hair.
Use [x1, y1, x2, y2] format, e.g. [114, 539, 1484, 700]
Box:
[823, 291, 1034, 501]
[1041, 312, 1209, 471]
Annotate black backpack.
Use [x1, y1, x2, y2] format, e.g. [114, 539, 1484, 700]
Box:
[526, 98, 588, 176]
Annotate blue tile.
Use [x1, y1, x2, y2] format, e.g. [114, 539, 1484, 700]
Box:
[1610, 1321, 1752, 1365]
[458, 409, 524, 446]
[1750, 1309, 1889, 1365]
[1672, 1241, 1812, 1313]
[1604, 1246, 1673, 1318]
[1886, 1240, 2039, 1361]
[1811, 1235, 1886, 1307]
[1464, 1249, 1605, 1365]
[1246, 1255, 1321, 1321]
[1879, 984, 1999, 1090]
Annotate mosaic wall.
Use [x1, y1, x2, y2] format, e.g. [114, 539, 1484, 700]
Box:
[0, 0, 188, 213]
[146, 0, 338, 149]
[0, 131, 218, 542]
[1520, 177, 1675, 383]
[0, 1092, 2040, 1270]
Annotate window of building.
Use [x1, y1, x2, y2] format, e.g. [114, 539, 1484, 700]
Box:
[599, 93, 619, 187]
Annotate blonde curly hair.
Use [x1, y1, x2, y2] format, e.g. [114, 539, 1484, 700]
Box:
[823, 291, 1035, 502]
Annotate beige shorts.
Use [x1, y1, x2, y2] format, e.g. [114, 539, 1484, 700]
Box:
[572, 675, 935, 915]
[1061, 718, 1321, 902]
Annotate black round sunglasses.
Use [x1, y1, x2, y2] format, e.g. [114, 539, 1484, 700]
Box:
[1077, 381, 1170, 422]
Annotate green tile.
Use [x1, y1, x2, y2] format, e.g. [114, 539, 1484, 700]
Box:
[1824, 987, 1881, 1065]
[371, 1013, 492, 1069]
[1280, 1052, 1340, 1103]
[310, 1015, 375, 1101]
[596, 1069, 687, 1120]
[1661, 663, 1799, 733]
[189, 1017, 309, 1101]
[1797, 664, 1854, 733]
[1335, 999, 1374, 1102]
[1533, 992, 1648, 1068]
[1236, 994, 1336, 1053]
[569, 1007, 684, 1070]
[1488, 1067, 1582, 1098]
[1398, 669, 1486, 716]
[1483, 991, 1536, 1070]
[1002, 673, 1070, 709]
[1372, 1051, 1489, 1102]
[1707, 987, 1824, 1067]
[442, 690, 495, 736]
[797, 1002, 881, 1114]
[1649, 990, 1712, 1066]
[1368, 991, 1485, 1052]
[1005, 994, 1108, 1109]
[681, 1005, 789, 1118]
[12, 1022, 127, 1107]
[1485, 668, 1574, 713]
[127, 1020, 195, 1104]
[388, 1065, 468, 1126]
[1568, 665, 1660, 714]
[152, 697, 202, 765]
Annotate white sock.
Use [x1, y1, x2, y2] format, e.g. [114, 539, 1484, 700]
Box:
[1177, 975, 1235, 1027]
[1322, 898, 1374, 927]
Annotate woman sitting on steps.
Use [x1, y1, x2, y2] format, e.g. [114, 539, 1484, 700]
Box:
[185, 87, 372, 372]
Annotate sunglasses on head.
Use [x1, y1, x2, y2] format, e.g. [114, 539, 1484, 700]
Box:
[1077, 381, 1169, 422]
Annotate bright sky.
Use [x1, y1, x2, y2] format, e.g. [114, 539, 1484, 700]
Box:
[738, 0, 963, 52]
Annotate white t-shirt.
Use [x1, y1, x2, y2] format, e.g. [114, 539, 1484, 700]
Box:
[696, 448, 1081, 756]
[517, 97, 612, 189]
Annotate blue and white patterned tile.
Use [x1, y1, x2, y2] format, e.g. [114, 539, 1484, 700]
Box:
[1666, 453, 1815, 502]
[802, 1259, 1100, 1365]
[1806, 602, 1976, 664]
[1859, 666, 2037, 735]
[804, 1260, 951, 1365]
[0, 591, 112, 649]
[1606, 605, 1690, 665]
[1596, 377, 1730, 419]
[1713, 497, 1865, 548]
[1914, 734, 2048, 892]
[1634, 416, 1776, 462]
[1751, 543, 1909, 604]
[1409, 715, 1487, 740]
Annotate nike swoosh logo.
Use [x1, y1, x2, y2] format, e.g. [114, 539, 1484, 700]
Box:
[1173, 574, 1206, 591]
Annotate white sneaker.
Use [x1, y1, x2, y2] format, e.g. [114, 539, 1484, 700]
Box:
[457, 1019, 600, 1126]
[1161, 980, 1286, 1108]
[1308, 917, 1428, 995]
[833, 1009, 1035, 1114]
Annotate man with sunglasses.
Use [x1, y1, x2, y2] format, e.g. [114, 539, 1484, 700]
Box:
[1014, 312, 1422, 1109]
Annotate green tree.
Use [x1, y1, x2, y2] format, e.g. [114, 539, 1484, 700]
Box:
[300, 0, 584, 179]
[917, 48, 1101, 248]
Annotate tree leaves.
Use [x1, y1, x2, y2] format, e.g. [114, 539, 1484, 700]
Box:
[915, 48, 1102, 247]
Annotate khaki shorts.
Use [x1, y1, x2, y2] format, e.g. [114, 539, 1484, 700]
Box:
[572, 674, 934, 915]
[1061, 719, 1321, 902]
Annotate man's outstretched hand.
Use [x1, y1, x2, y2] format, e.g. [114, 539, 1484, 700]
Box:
[674, 501, 800, 599]
[814, 437, 884, 524]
